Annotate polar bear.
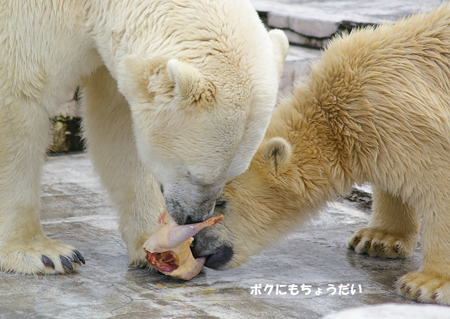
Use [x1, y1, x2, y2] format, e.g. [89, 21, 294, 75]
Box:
[192, 5, 450, 305]
[0, 0, 288, 274]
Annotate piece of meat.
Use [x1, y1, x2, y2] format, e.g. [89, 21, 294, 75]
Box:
[143, 211, 224, 280]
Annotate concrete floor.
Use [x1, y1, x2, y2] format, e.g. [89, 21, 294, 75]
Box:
[0, 153, 437, 319]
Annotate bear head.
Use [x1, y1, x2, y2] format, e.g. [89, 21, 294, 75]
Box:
[191, 132, 334, 269]
[116, 30, 289, 225]
[189, 137, 298, 268]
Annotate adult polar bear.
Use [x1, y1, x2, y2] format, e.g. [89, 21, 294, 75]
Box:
[0, 0, 288, 274]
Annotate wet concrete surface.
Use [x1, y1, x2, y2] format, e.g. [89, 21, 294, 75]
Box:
[0, 154, 431, 319]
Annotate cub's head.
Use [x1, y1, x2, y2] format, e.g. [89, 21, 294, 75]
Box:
[117, 29, 289, 225]
[191, 134, 332, 269]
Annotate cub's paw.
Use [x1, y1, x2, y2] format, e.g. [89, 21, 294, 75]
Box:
[347, 227, 414, 258]
[0, 237, 85, 274]
[397, 271, 450, 305]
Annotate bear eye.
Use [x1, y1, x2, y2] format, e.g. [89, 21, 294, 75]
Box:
[215, 198, 227, 209]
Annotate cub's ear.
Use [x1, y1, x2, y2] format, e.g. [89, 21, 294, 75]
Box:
[268, 29, 289, 78]
[167, 59, 213, 102]
[262, 137, 292, 175]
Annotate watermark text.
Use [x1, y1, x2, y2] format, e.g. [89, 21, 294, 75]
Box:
[250, 283, 363, 296]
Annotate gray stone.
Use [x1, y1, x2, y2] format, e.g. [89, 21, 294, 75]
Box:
[253, 0, 444, 47]
[267, 11, 290, 29]
[283, 29, 330, 49]
[289, 16, 338, 38]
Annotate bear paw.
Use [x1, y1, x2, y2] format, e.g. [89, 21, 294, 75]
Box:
[347, 227, 414, 258]
[397, 271, 450, 305]
[0, 237, 85, 274]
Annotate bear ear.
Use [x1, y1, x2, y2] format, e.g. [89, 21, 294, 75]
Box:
[262, 137, 292, 175]
[268, 29, 289, 78]
[166, 59, 212, 102]
[119, 56, 170, 102]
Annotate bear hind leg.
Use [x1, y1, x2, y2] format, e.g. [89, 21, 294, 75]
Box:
[347, 186, 420, 258]
[0, 97, 84, 274]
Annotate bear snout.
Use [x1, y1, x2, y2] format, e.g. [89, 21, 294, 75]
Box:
[203, 245, 234, 270]
[165, 197, 217, 225]
[191, 232, 234, 270]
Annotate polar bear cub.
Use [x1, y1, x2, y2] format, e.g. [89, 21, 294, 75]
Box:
[192, 5, 450, 305]
[0, 0, 288, 274]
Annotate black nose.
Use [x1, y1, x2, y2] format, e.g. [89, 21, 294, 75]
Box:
[204, 245, 234, 270]
[184, 215, 200, 224]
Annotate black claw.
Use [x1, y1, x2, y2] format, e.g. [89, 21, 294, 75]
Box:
[71, 254, 82, 265]
[42, 255, 55, 269]
[415, 289, 422, 297]
[73, 250, 85, 265]
[393, 244, 400, 254]
[60, 256, 73, 271]
[380, 243, 385, 250]
[431, 292, 438, 300]
[351, 237, 360, 248]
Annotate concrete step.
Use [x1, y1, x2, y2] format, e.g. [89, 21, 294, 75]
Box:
[253, 0, 443, 48]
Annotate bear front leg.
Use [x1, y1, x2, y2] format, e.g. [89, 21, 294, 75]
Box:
[397, 202, 450, 305]
[0, 97, 84, 274]
[82, 67, 164, 267]
[347, 186, 420, 258]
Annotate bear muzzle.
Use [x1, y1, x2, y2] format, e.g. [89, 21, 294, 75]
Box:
[191, 233, 234, 270]
[202, 245, 234, 270]
[165, 197, 217, 225]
